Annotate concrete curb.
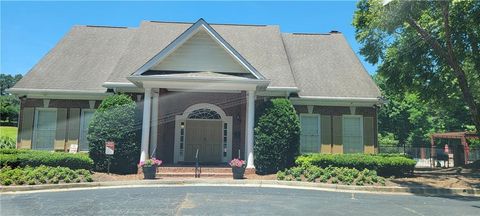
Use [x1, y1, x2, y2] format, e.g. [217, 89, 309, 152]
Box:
[1, 179, 478, 197]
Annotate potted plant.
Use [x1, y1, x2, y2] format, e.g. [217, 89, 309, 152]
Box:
[138, 158, 162, 179]
[230, 158, 246, 179]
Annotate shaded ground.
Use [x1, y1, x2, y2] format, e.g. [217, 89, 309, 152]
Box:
[2, 186, 479, 216]
[390, 167, 480, 189]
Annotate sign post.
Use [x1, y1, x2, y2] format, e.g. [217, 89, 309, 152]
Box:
[105, 141, 115, 174]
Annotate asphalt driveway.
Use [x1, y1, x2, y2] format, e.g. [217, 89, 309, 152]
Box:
[1, 186, 479, 216]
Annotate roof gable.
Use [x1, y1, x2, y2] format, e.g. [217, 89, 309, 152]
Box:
[132, 19, 264, 79]
[150, 30, 249, 74]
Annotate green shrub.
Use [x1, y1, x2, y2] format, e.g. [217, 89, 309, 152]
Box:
[0, 165, 92, 185]
[304, 166, 323, 182]
[0, 136, 16, 149]
[254, 99, 300, 174]
[467, 138, 480, 149]
[378, 133, 399, 146]
[278, 165, 386, 186]
[0, 149, 93, 170]
[88, 94, 140, 174]
[276, 171, 286, 180]
[295, 153, 416, 177]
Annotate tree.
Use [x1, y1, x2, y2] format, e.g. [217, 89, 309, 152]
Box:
[254, 98, 300, 174]
[0, 95, 19, 124]
[374, 74, 471, 147]
[87, 94, 140, 174]
[0, 74, 23, 95]
[353, 0, 480, 132]
[0, 74, 22, 125]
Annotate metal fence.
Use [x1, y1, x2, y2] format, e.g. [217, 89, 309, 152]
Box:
[378, 145, 480, 168]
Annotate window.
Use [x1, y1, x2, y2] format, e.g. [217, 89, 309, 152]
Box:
[187, 108, 221, 119]
[33, 109, 57, 150]
[180, 121, 185, 156]
[223, 123, 228, 157]
[342, 115, 363, 153]
[300, 114, 320, 153]
[79, 110, 95, 151]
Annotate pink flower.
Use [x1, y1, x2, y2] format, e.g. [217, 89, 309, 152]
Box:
[229, 158, 245, 167]
[138, 158, 163, 167]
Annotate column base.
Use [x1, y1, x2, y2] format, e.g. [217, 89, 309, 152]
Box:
[245, 167, 256, 175]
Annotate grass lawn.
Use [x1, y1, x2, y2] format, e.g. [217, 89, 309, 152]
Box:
[0, 126, 17, 140]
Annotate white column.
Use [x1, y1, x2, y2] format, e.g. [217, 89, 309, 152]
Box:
[149, 90, 159, 158]
[245, 90, 255, 168]
[140, 88, 152, 162]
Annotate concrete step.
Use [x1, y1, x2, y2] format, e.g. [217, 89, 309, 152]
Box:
[157, 172, 232, 178]
[156, 166, 254, 178]
[157, 167, 232, 173]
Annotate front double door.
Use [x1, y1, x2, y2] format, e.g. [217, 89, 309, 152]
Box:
[185, 120, 223, 163]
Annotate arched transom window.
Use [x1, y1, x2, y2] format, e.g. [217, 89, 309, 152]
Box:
[187, 108, 221, 119]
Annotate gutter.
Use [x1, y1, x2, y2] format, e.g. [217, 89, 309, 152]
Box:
[293, 96, 381, 103]
[290, 96, 384, 107]
[127, 75, 271, 85]
[266, 87, 299, 92]
[102, 82, 137, 88]
[7, 88, 110, 96]
[127, 75, 271, 84]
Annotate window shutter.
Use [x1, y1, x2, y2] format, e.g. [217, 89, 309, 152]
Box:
[19, 107, 34, 149]
[67, 108, 80, 146]
[320, 115, 331, 153]
[55, 108, 67, 150]
[363, 117, 375, 153]
[332, 116, 343, 154]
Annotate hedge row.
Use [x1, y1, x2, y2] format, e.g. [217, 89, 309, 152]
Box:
[0, 149, 93, 170]
[295, 154, 416, 177]
[277, 165, 386, 186]
[0, 165, 93, 186]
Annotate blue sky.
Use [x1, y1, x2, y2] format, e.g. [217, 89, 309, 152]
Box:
[1, 1, 377, 76]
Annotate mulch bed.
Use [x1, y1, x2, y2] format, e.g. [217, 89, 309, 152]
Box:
[92, 167, 479, 189]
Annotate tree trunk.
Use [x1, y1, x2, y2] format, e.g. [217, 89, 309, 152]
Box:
[407, 17, 480, 133]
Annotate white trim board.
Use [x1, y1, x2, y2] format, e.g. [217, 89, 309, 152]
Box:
[290, 97, 381, 107]
[133, 79, 267, 91]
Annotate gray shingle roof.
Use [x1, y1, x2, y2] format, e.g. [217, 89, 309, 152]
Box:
[12, 20, 380, 99]
[282, 33, 381, 98]
[107, 21, 296, 87]
[13, 26, 136, 92]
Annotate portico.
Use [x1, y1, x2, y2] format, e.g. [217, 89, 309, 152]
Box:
[137, 83, 263, 168]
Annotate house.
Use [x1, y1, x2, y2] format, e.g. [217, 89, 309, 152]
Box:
[9, 19, 382, 169]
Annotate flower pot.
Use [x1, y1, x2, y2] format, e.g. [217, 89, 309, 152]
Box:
[142, 165, 157, 179]
[232, 166, 246, 179]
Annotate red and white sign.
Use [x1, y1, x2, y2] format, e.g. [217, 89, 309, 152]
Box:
[105, 141, 115, 155]
[69, 144, 78, 154]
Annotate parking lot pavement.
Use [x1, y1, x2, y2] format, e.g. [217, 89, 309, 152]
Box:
[1, 186, 479, 215]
